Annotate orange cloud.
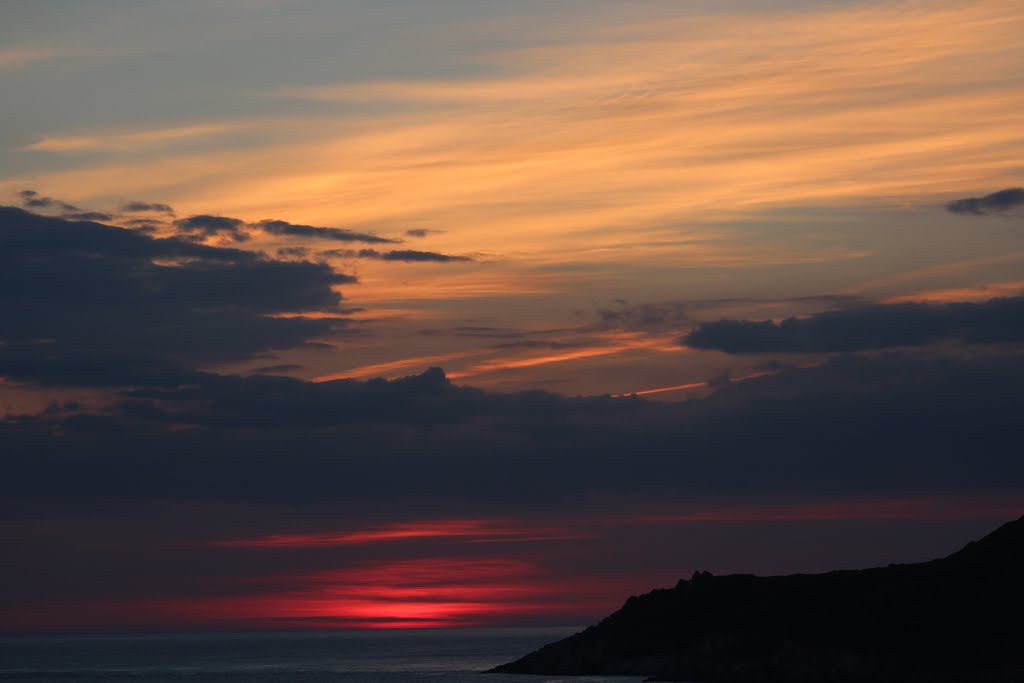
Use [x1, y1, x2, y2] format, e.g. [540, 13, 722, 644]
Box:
[882, 280, 1024, 303]
[9, 0, 1021, 281]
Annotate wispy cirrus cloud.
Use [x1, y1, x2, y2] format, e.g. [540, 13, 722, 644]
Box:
[210, 519, 591, 549]
[313, 329, 684, 383]
[22, 122, 240, 153]
[0, 46, 67, 71]
[312, 350, 485, 382]
[9, 1, 1022, 274]
[447, 331, 685, 380]
[614, 367, 787, 398]
[882, 281, 1024, 304]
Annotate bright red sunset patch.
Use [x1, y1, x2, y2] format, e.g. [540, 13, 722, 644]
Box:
[126, 557, 622, 629]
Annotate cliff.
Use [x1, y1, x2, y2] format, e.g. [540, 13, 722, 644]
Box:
[489, 515, 1024, 682]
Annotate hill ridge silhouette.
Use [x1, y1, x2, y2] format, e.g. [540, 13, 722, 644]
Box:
[489, 515, 1024, 682]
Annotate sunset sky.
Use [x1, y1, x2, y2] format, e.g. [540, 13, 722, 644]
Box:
[3, 0, 1024, 633]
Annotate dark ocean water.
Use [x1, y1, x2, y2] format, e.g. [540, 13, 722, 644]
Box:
[0, 628, 645, 682]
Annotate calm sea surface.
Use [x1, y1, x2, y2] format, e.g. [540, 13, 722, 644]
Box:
[0, 628, 645, 682]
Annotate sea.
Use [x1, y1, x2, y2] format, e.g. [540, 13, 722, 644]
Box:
[0, 627, 645, 682]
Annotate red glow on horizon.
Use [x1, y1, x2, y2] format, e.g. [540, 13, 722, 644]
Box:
[122, 556, 623, 630]
[11, 498, 1021, 634]
[190, 499, 1024, 629]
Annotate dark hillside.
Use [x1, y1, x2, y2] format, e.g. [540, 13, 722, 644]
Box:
[489, 515, 1024, 682]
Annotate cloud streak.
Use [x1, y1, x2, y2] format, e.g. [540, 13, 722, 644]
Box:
[683, 296, 1024, 353]
[211, 519, 590, 549]
[121, 200, 175, 215]
[257, 219, 397, 244]
[22, 123, 237, 153]
[324, 248, 472, 263]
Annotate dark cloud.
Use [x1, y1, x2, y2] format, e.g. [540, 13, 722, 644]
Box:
[405, 229, 444, 238]
[18, 191, 162, 224]
[326, 248, 472, 263]
[682, 296, 1024, 353]
[122, 218, 165, 233]
[257, 219, 398, 244]
[379, 249, 472, 263]
[0, 207, 354, 386]
[597, 301, 688, 331]
[63, 211, 114, 222]
[18, 189, 80, 212]
[121, 201, 175, 215]
[3, 351, 1023, 510]
[18, 191, 115, 222]
[946, 188, 1024, 216]
[276, 246, 310, 259]
[173, 215, 249, 242]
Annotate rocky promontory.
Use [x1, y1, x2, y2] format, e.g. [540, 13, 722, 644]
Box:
[489, 515, 1024, 682]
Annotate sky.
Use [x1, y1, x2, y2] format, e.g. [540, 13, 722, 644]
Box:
[2, 0, 1024, 634]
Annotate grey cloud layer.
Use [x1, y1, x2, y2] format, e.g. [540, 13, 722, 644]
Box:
[3, 352, 1023, 511]
[3, 203, 1022, 519]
